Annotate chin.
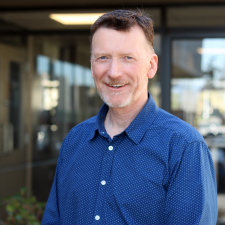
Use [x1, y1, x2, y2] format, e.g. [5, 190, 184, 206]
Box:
[106, 101, 130, 108]
[99, 93, 132, 108]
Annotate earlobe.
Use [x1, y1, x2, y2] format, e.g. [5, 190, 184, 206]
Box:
[147, 54, 158, 79]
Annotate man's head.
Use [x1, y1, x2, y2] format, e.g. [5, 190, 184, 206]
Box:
[90, 9, 154, 52]
[90, 10, 158, 109]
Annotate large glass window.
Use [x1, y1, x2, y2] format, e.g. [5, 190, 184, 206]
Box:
[33, 35, 103, 152]
[171, 38, 225, 193]
[31, 35, 105, 199]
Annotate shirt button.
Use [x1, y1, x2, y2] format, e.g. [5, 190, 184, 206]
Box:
[101, 180, 106, 185]
[108, 146, 113, 151]
[95, 215, 100, 220]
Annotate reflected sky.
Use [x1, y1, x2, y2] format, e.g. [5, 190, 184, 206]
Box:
[202, 38, 225, 74]
[37, 55, 95, 88]
[171, 38, 225, 128]
[172, 38, 225, 92]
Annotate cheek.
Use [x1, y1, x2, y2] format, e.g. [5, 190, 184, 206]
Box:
[92, 64, 107, 79]
[123, 63, 139, 75]
[127, 64, 147, 81]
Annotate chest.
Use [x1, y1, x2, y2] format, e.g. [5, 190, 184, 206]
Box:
[58, 136, 170, 224]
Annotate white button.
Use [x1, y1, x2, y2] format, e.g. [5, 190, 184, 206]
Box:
[101, 180, 106, 185]
[108, 146, 113, 151]
[95, 215, 100, 220]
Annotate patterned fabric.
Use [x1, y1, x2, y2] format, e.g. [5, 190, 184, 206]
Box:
[42, 94, 218, 225]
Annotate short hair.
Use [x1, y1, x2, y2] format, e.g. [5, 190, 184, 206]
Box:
[90, 9, 154, 49]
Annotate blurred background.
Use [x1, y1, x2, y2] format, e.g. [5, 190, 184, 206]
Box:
[0, 0, 225, 223]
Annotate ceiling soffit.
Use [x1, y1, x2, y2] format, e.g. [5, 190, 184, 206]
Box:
[1, 0, 225, 9]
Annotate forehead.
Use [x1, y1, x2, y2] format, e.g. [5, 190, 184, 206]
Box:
[91, 26, 150, 54]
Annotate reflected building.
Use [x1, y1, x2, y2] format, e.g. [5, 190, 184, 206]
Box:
[171, 40, 202, 125]
[171, 38, 225, 221]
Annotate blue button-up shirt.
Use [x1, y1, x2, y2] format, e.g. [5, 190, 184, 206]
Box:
[42, 94, 218, 225]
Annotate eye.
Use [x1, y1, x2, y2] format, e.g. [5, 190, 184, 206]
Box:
[100, 56, 106, 59]
[126, 56, 132, 59]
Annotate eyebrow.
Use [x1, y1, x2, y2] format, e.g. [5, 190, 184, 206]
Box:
[122, 52, 134, 55]
[92, 52, 106, 57]
[91, 51, 136, 58]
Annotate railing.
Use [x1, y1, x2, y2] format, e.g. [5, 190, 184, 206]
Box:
[0, 123, 13, 154]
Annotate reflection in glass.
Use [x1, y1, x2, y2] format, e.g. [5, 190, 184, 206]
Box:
[32, 36, 105, 200]
[171, 38, 225, 193]
[36, 55, 99, 152]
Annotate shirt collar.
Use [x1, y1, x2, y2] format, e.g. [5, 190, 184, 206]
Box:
[88, 93, 159, 143]
[87, 103, 108, 140]
[125, 93, 159, 144]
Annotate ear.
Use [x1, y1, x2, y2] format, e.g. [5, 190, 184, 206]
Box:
[147, 54, 158, 79]
[91, 59, 94, 78]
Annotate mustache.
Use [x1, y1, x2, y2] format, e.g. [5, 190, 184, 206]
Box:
[102, 78, 128, 86]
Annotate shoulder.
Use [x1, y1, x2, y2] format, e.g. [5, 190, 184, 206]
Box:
[68, 115, 97, 139]
[72, 115, 98, 130]
[60, 115, 98, 154]
[152, 108, 204, 144]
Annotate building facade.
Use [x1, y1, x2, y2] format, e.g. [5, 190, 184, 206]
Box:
[0, 0, 225, 222]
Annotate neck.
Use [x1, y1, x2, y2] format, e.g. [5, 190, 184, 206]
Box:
[104, 93, 148, 139]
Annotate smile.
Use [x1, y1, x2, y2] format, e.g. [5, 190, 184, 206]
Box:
[110, 84, 125, 88]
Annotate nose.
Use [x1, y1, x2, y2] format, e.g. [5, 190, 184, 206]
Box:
[107, 58, 122, 79]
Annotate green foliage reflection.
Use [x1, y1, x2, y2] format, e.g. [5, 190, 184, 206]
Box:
[0, 187, 46, 225]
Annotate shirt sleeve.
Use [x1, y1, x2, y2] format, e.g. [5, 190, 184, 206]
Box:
[164, 141, 218, 225]
[41, 145, 64, 224]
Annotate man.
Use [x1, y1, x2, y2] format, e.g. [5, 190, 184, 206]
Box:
[42, 10, 218, 224]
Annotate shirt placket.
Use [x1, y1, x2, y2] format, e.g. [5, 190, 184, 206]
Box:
[92, 137, 120, 224]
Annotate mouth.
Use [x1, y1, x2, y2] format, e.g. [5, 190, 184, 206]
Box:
[105, 82, 128, 89]
[109, 84, 126, 88]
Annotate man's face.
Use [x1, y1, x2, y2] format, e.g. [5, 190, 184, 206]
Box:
[91, 25, 157, 108]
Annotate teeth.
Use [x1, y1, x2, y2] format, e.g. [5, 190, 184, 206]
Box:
[111, 85, 124, 87]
